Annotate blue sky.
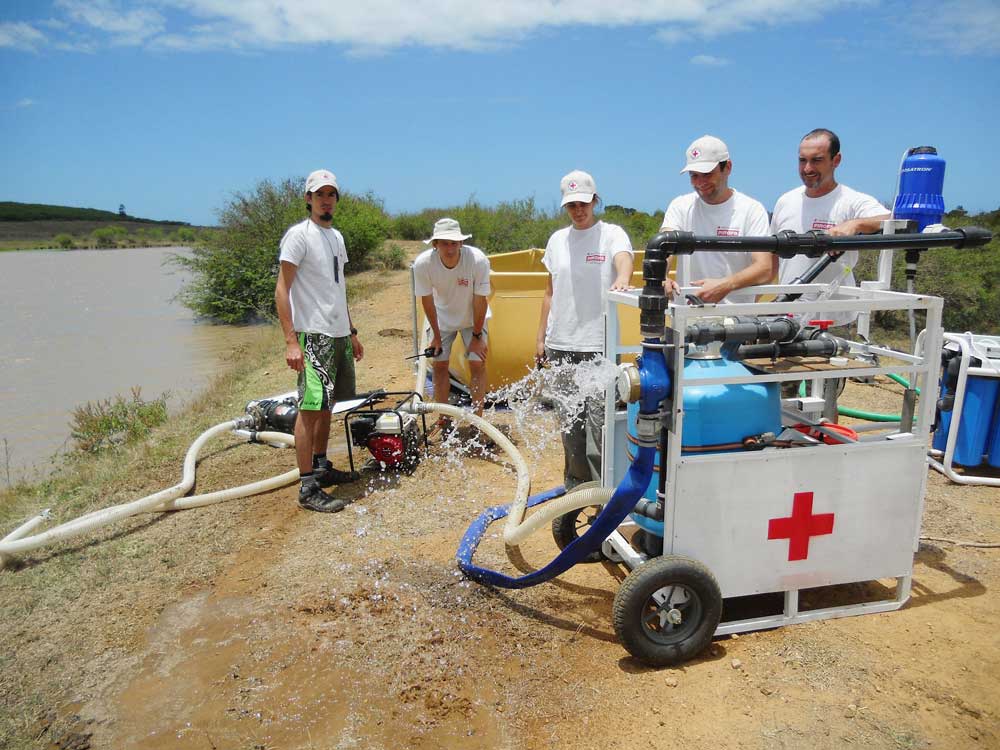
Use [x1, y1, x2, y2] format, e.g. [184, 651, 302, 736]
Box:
[1, 1, 998, 226]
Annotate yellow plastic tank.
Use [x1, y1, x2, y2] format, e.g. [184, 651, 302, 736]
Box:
[413, 248, 657, 393]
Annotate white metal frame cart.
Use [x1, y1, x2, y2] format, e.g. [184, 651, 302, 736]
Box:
[925, 331, 1000, 487]
[598, 283, 944, 635]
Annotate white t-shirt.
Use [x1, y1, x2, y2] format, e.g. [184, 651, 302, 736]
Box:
[278, 219, 351, 338]
[660, 190, 771, 303]
[772, 184, 888, 326]
[542, 220, 634, 352]
[412, 244, 492, 331]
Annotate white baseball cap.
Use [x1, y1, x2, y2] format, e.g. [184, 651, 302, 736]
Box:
[305, 169, 339, 194]
[560, 170, 597, 206]
[426, 217, 471, 243]
[680, 135, 730, 174]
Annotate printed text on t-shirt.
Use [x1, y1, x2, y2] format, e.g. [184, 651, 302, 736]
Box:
[812, 219, 836, 230]
[586, 253, 607, 263]
[457, 278, 470, 287]
[716, 227, 739, 237]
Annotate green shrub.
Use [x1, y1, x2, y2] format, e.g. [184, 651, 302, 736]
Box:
[371, 242, 407, 271]
[70, 387, 168, 453]
[855, 207, 1000, 334]
[174, 178, 391, 323]
[91, 225, 127, 248]
[174, 227, 197, 244]
[391, 211, 435, 241]
[389, 199, 661, 256]
[53, 233, 74, 249]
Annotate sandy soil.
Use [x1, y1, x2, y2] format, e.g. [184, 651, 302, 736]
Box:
[9, 256, 1000, 749]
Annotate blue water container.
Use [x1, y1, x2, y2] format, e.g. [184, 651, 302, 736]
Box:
[893, 146, 946, 231]
[627, 355, 781, 535]
[932, 376, 951, 453]
[936, 375, 1000, 466]
[987, 390, 1000, 468]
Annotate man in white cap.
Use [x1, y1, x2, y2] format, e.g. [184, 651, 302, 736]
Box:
[412, 217, 492, 430]
[275, 168, 363, 513]
[661, 135, 775, 303]
[772, 128, 890, 327]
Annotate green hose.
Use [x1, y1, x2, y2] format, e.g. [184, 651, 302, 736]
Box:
[796, 375, 914, 423]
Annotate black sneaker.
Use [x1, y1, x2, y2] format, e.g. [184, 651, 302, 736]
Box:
[313, 460, 360, 488]
[298, 482, 346, 513]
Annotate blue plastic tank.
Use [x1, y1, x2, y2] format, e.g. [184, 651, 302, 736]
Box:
[893, 146, 946, 231]
[627, 355, 781, 536]
[986, 386, 1000, 469]
[934, 374, 1000, 466]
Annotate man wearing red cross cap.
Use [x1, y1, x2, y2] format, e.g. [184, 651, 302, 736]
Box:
[661, 135, 776, 303]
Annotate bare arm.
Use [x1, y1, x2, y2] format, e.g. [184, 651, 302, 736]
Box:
[275, 261, 303, 372]
[536, 275, 553, 363]
[829, 213, 891, 236]
[420, 295, 442, 354]
[692, 251, 778, 303]
[468, 295, 489, 360]
[611, 251, 634, 291]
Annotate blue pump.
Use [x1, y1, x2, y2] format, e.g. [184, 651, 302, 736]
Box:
[893, 146, 946, 231]
[628, 353, 781, 537]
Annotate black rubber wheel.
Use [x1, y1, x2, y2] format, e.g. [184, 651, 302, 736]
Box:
[612, 555, 722, 667]
[551, 505, 607, 563]
[631, 528, 663, 557]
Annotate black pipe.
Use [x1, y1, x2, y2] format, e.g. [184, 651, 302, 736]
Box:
[640, 239, 670, 338]
[684, 316, 800, 347]
[646, 227, 992, 258]
[773, 251, 844, 302]
[734, 335, 848, 360]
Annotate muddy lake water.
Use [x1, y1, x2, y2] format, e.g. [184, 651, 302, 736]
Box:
[0, 246, 268, 484]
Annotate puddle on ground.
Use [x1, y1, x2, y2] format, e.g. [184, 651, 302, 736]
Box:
[110, 592, 503, 749]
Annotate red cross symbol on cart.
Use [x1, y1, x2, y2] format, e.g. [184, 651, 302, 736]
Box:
[767, 491, 835, 561]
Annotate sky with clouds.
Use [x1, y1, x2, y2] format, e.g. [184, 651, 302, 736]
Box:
[1, 0, 998, 225]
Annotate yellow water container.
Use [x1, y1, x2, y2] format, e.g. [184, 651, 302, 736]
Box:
[413, 248, 660, 393]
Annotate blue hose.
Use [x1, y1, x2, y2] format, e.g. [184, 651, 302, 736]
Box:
[456, 338, 665, 589]
[455, 446, 655, 588]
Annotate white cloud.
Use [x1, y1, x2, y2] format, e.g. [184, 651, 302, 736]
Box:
[690, 54, 729, 66]
[901, 0, 1000, 55]
[5, 0, 995, 57]
[55, 0, 165, 46]
[0, 22, 47, 51]
[15, 98, 36, 109]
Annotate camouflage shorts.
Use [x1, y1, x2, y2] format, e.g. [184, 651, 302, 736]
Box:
[297, 332, 356, 411]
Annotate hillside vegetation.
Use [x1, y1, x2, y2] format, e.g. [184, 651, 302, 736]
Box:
[0, 202, 202, 251]
[0, 201, 187, 224]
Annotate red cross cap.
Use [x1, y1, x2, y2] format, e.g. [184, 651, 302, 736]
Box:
[768, 491, 835, 561]
[568, 181, 578, 190]
[690, 148, 700, 159]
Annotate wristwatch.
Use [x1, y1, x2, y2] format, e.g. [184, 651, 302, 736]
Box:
[350, 327, 358, 336]
[471, 331, 483, 339]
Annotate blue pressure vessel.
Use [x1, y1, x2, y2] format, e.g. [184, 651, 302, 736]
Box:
[987, 397, 1000, 468]
[626, 355, 781, 536]
[934, 374, 1000, 466]
[893, 146, 946, 231]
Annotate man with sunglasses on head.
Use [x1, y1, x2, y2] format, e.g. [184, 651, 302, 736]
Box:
[275, 169, 363, 513]
[661, 135, 776, 303]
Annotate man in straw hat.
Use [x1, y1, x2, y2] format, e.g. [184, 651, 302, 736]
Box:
[412, 217, 492, 434]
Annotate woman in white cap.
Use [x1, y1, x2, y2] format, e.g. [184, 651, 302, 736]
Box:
[536, 170, 634, 489]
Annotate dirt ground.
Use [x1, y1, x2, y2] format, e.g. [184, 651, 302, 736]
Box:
[6, 257, 1000, 749]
